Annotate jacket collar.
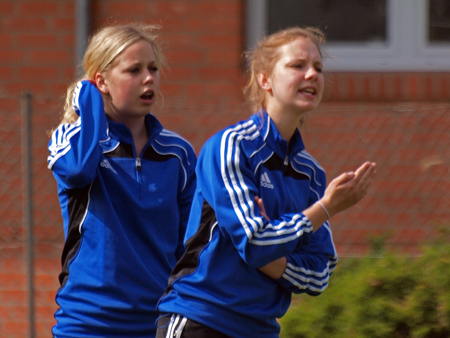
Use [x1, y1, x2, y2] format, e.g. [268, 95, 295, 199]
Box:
[106, 113, 163, 144]
[253, 109, 305, 160]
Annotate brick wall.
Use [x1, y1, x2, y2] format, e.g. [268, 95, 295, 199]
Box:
[1, 0, 449, 337]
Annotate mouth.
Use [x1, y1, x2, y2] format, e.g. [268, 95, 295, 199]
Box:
[299, 87, 317, 96]
[140, 90, 155, 103]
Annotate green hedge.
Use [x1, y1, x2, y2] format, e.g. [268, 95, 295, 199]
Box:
[280, 235, 450, 338]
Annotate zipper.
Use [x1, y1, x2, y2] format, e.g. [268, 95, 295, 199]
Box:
[136, 157, 142, 171]
[283, 155, 289, 174]
[136, 157, 142, 198]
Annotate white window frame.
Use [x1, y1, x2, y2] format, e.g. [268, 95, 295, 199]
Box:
[245, 0, 450, 72]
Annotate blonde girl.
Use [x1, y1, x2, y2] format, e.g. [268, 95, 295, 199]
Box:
[48, 23, 196, 338]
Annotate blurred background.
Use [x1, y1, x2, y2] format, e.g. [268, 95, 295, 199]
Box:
[0, 0, 449, 337]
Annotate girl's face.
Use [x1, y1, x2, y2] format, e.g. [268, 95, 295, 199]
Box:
[98, 39, 160, 123]
[263, 36, 324, 116]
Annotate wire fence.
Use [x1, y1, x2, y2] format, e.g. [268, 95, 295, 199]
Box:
[1, 95, 449, 337]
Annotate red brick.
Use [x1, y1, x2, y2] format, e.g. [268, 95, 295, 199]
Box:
[0, 35, 13, 50]
[108, 2, 149, 16]
[62, 2, 75, 16]
[198, 67, 240, 82]
[17, 35, 57, 49]
[0, 68, 13, 82]
[206, 83, 242, 99]
[61, 34, 75, 49]
[36, 321, 57, 338]
[0, 290, 27, 305]
[0, 98, 19, 113]
[35, 242, 62, 258]
[165, 51, 204, 66]
[5, 83, 47, 97]
[0, 226, 23, 242]
[154, 3, 190, 17]
[205, 51, 241, 67]
[6, 18, 47, 32]
[410, 132, 450, 148]
[441, 76, 448, 99]
[4, 320, 28, 337]
[145, 19, 180, 33]
[19, 3, 57, 17]
[18, 68, 58, 82]
[0, 274, 26, 289]
[35, 289, 57, 306]
[194, 3, 242, 18]
[51, 83, 69, 97]
[197, 35, 242, 51]
[29, 51, 70, 65]
[186, 19, 242, 34]
[34, 258, 60, 274]
[0, 3, 13, 16]
[0, 258, 23, 273]
[185, 83, 206, 97]
[159, 83, 181, 97]
[0, 50, 24, 64]
[389, 228, 426, 244]
[409, 74, 419, 100]
[63, 66, 76, 81]
[163, 35, 196, 51]
[51, 19, 74, 32]
[164, 67, 195, 82]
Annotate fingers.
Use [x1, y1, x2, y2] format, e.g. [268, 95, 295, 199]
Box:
[353, 162, 375, 182]
[323, 161, 377, 216]
[352, 162, 376, 201]
[254, 196, 270, 221]
[330, 171, 356, 187]
[356, 162, 376, 191]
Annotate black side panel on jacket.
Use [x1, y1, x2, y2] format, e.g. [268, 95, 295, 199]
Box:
[164, 199, 217, 292]
[58, 184, 91, 287]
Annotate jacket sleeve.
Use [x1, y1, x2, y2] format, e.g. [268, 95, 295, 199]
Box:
[47, 80, 108, 190]
[197, 129, 314, 269]
[275, 222, 338, 295]
[175, 147, 197, 260]
[274, 161, 338, 295]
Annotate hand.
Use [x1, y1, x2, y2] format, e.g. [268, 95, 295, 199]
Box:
[254, 196, 270, 221]
[320, 161, 376, 218]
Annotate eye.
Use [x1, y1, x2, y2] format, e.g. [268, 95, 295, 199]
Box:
[149, 66, 159, 72]
[129, 67, 140, 74]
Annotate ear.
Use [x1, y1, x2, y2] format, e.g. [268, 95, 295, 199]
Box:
[95, 72, 109, 94]
[257, 72, 272, 93]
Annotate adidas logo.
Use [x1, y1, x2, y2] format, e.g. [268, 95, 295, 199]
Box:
[100, 159, 117, 175]
[260, 172, 274, 189]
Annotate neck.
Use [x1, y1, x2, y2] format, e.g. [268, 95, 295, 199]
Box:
[265, 103, 305, 142]
[127, 118, 149, 157]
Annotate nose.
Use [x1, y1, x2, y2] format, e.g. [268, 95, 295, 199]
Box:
[305, 66, 318, 80]
[143, 69, 154, 84]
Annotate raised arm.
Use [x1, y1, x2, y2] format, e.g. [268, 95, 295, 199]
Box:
[47, 80, 109, 189]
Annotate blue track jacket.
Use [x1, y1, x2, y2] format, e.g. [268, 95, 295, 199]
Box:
[157, 110, 337, 338]
[47, 81, 197, 338]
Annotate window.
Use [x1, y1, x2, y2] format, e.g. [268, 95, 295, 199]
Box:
[245, 0, 450, 71]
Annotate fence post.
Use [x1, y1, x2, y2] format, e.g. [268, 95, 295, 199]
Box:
[22, 92, 35, 338]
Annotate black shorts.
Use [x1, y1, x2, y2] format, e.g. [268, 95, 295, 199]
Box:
[156, 314, 232, 338]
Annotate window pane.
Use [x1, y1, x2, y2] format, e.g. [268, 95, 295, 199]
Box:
[268, 0, 387, 44]
[429, 0, 450, 43]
